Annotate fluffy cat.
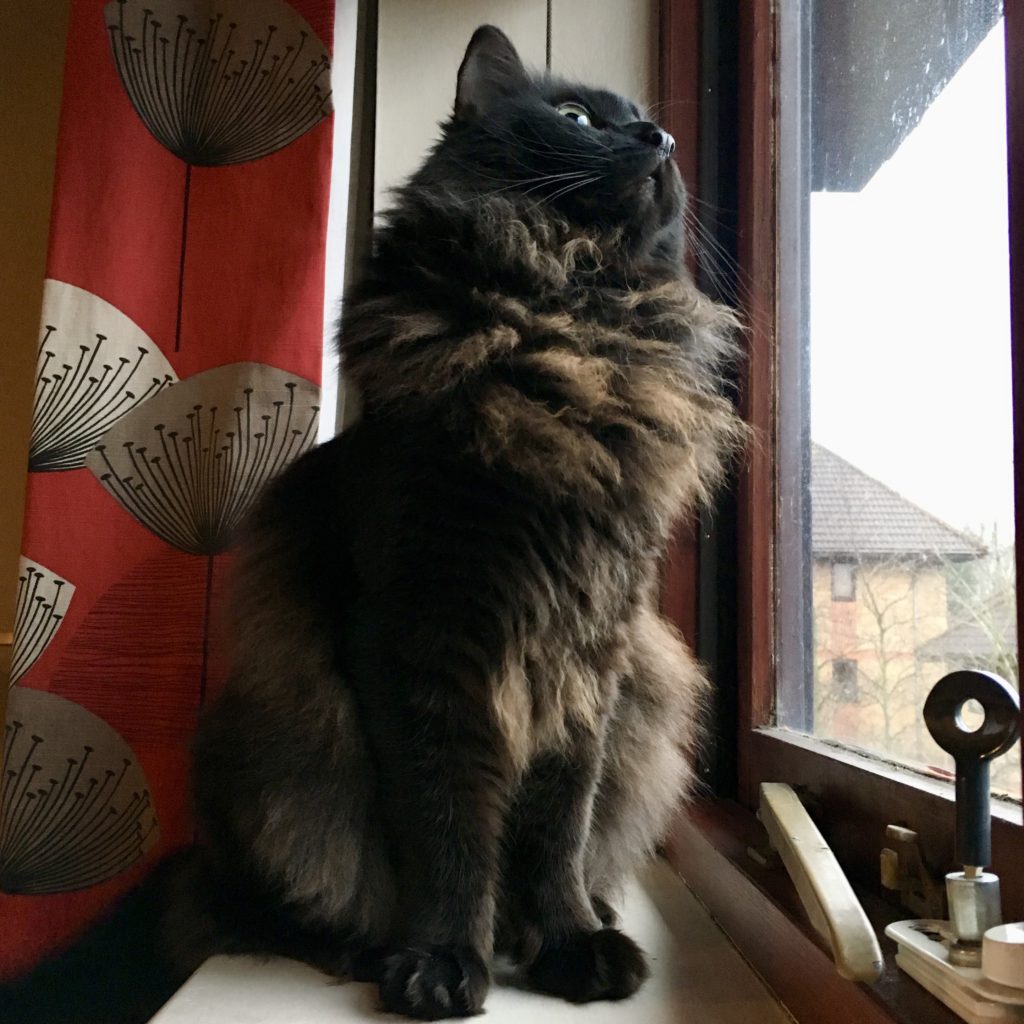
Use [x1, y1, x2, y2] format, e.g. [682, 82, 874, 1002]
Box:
[2, 24, 744, 1023]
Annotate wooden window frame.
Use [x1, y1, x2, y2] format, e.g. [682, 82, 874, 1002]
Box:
[659, 1, 1024, 1021]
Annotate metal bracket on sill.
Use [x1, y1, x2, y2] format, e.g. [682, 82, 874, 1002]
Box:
[758, 781, 884, 983]
[881, 824, 947, 920]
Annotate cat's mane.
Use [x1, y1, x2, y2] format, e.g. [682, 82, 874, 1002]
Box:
[341, 189, 745, 525]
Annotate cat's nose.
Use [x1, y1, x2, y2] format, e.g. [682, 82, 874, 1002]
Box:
[626, 121, 676, 158]
[647, 127, 675, 156]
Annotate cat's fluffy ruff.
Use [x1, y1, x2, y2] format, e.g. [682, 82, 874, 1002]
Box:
[345, 192, 744, 515]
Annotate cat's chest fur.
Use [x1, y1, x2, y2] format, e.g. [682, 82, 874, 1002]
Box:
[336, 200, 742, 764]
[342, 199, 741, 533]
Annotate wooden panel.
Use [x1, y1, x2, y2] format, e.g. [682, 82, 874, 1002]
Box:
[550, 0, 658, 108]
[658, 0, 700, 199]
[319, 0, 361, 437]
[0, 0, 70, 728]
[661, 522, 699, 648]
[0, 0, 71, 641]
[337, 0, 378, 431]
[735, 0, 778, 804]
[374, 1, 547, 210]
[655, 0, 702, 647]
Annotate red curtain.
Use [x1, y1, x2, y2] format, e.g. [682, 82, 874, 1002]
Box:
[2, 0, 335, 977]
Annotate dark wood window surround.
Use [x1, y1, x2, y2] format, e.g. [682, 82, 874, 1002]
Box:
[657, 3, 1024, 1022]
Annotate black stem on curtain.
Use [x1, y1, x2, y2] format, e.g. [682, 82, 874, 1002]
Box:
[174, 162, 193, 353]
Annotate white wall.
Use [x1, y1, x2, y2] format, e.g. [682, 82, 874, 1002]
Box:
[319, 0, 360, 440]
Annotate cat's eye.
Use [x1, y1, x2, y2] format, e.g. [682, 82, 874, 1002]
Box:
[556, 102, 592, 127]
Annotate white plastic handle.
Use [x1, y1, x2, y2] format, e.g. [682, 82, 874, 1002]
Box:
[758, 782, 884, 982]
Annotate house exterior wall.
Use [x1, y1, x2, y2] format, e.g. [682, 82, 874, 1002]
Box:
[812, 558, 951, 769]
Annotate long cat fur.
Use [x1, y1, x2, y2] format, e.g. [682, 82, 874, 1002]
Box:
[1, 24, 745, 1023]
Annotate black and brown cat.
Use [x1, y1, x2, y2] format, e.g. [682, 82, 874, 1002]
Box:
[2, 24, 745, 1023]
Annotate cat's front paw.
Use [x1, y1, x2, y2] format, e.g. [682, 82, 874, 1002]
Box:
[378, 945, 488, 1020]
[526, 928, 649, 1003]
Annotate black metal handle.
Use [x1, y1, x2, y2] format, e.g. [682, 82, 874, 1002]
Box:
[923, 671, 1020, 869]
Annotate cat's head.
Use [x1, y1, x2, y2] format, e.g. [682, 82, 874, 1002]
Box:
[409, 25, 685, 268]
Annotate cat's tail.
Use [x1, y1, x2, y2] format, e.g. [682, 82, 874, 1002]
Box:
[0, 847, 235, 1024]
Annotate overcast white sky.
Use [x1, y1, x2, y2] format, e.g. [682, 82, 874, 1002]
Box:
[810, 20, 1012, 541]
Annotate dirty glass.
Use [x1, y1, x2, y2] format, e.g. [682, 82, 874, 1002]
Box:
[775, 1, 1020, 799]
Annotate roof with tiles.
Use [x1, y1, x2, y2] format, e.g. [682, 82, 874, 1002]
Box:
[917, 592, 1017, 660]
[810, 444, 984, 561]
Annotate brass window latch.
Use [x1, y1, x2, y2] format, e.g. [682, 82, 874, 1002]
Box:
[881, 824, 947, 920]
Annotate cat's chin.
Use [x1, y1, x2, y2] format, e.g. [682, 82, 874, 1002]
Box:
[631, 166, 677, 219]
[636, 175, 661, 210]
[614, 162, 663, 202]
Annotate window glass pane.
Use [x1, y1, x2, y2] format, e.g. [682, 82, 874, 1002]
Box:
[777, 1, 1020, 799]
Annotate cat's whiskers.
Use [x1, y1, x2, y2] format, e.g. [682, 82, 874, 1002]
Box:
[446, 151, 604, 202]
[683, 206, 772, 334]
[545, 174, 604, 204]
[481, 172, 596, 202]
[686, 211, 741, 285]
[642, 98, 699, 121]
[453, 134, 567, 179]
[463, 122, 614, 202]
[474, 167, 591, 188]
[482, 122, 613, 164]
[488, 120, 614, 155]
[518, 172, 593, 194]
[677, 192, 748, 294]
[687, 193, 738, 215]
[446, 153, 575, 187]
[449, 158, 597, 201]
[686, 219, 739, 303]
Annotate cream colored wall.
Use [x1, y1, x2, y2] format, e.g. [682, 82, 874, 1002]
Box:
[550, 0, 658, 109]
[0, 2, 71, 672]
[374, 1, 548, 210]
[373, 0, 657, 208]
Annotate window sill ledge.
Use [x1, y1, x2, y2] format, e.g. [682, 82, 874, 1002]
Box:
[149, 860, 789, 1023]
[664, 798, 970, 1024]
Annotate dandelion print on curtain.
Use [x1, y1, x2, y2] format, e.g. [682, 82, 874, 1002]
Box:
[1, 0, 335, 979]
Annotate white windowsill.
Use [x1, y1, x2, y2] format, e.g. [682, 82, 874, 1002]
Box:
[149, 859, 792, 1023]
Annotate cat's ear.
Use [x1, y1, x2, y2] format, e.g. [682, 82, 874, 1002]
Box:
[455, 25, 530, 121]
